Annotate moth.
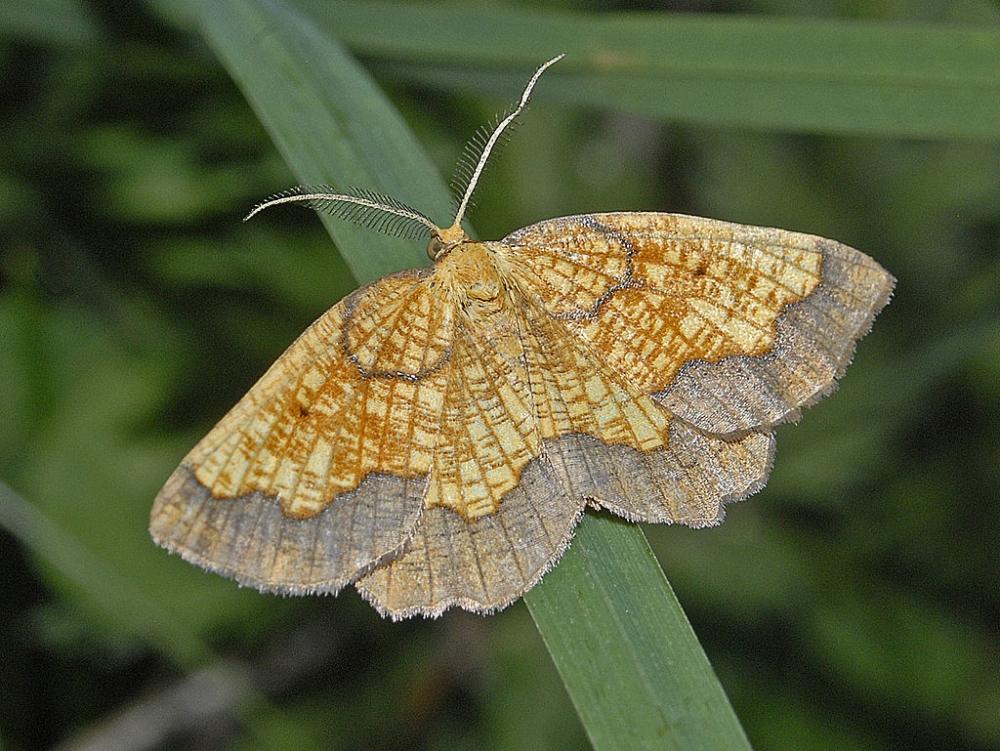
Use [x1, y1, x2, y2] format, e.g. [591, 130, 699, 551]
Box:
[151, 55, 894, 619]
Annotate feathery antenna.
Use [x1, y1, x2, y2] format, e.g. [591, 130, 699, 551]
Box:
[244, 55, 564, 245]
[450, 54, 564, 230]
[244, 186, 439, 238]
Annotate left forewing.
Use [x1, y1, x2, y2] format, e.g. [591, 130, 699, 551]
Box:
[150, 270, 449, 595]
[499, 212, 894, 435]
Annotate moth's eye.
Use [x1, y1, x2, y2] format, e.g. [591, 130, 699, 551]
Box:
[426, 236, 445, 261]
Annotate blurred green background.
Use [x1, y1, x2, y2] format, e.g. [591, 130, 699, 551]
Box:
[2, 1, 999, 749]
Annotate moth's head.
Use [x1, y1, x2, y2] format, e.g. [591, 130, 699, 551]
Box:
[426, 223, 469, 261]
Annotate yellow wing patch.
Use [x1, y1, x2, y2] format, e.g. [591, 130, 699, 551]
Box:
[500, 212, 824, 394]
[187, 272, 452, 519]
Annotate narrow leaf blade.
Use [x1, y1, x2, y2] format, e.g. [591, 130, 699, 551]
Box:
[297, 0, 1000, 140]
[181, 2, 752, 748]
[186, 0, 453, 281]
[526, 515, 752, 751]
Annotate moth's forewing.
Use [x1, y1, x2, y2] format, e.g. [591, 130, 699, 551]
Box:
[500, 212, 895, 434]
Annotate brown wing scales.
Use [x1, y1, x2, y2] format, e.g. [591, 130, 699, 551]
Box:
[516, 291, 774, 526]
[151, 271, 455, 594]
[424, 328, 539, 520]
[345, 269, 453, 377]
[500, 212, 894, 433]
[354, 285, 781, 617]
[153, 211, 892, 616]
[356, 457, 584, 619]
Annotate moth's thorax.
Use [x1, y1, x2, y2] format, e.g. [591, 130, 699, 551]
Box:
[433, 241, 511, 312]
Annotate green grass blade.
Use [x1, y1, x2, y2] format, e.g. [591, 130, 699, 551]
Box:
[182, 0, 453, 283]
[526, 515, 751, 751]
[180, 1, 751, 747]
[296, 0, 1000, 140]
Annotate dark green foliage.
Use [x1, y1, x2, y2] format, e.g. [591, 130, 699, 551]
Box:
[1, 1, 998, 750]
